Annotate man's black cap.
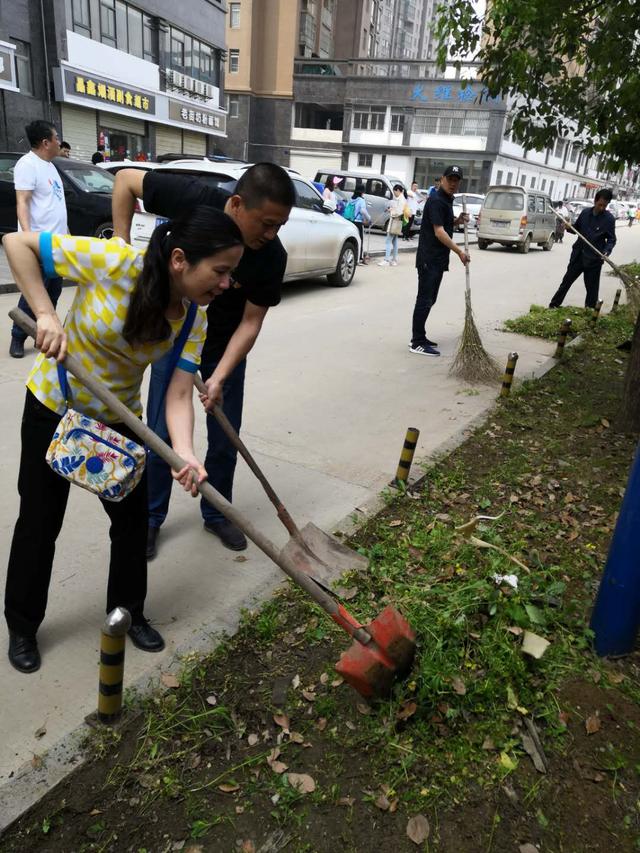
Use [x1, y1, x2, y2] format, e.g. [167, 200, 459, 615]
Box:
[443, 165, 464, 179]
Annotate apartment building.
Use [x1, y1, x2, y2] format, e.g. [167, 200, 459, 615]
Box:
[0, 0, 227, 160]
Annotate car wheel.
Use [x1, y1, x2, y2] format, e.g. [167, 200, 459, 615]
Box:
[542, 233, 555, 251]
[94, 221, 114, 240]
[478, 239, 489, 250]
[518, 234, 532, 254]
[327, 241, 357, 287]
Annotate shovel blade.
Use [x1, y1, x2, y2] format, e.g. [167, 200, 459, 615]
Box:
[280, 521, 368, 591]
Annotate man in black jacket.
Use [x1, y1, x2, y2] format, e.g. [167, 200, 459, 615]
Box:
[549, 188, 617, 309]
[113, 164, 294, 557]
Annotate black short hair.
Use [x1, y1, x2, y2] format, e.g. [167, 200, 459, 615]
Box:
[595, 188, 613, 203]
[393, 183, 404, 192]
[25, 120, 56, 148]
[60, 141, 70, 150]
[235, 162, 295, 210]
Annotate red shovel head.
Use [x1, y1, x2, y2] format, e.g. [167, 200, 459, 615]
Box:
[335, 605, 416, 698]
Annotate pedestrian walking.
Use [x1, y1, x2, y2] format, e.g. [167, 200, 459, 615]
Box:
[113, 163, 295, 558]
[9, 120, 67, 359]
[409, 165, 470, 357]
[59, 141, 71, 158]
[350, 189, 371, 263]
[548, 188, 616, 309]
[402, 182, 419, 240]
[3, 206, 244, 673]
[322, 176, 341, 209]
[378, 184, 405, 267]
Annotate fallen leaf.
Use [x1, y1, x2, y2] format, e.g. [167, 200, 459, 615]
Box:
[302, 689, 316, 701]
[34, 724, 47, 739]
[241, 842, 255, 853]
[88, 809, 102, 816]
[331, 677, 344, 688]
[607, 671, 625, 684]
[345, 721, 356, 730]
[406, 814, 430, 845]
[601, 418, 610, 428]
[396, 701, 417, 721]
[507, 626, 524, 636]
[234, 555, 248, 563]
[499, 752, 517, 771]
[320, 673, 329, 685]
[291, 674, 301, 689]
[558, 711, 570, 727]
[338, 796, 355, 807]
[388, 519, 403, 527]
[375, 794, 390, 811]
[189, 754, 202, 770]
[585, 713, 601, 735]
[289, 732, 305, 744]
[235, 805, 245, 814]
[521, 631, 550, 660]
[287, 772, 316, 794]
[247, 734, 259, 747]
[273, 714, 290, 732]
[316, 718, 327, 731]
[337, 587, 358, 601]
[519, 845, 540, 853]
[509, 493, 520, 503]
[356, 702, 371, 716]
[31, 753, 43, 769]
[482, 737, 496, 751]
[389, 798, 399, 813]
[218, 783, 240, 793]
[452, 676, 466, 696]
[270, 761, 288, 774]
[206, 695, 217, 706]
[161, 673, 180, 689]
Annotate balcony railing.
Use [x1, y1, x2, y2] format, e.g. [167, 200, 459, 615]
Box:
[293, 57, 481, 80]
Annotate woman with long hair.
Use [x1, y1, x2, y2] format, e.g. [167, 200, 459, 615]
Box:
[3, 206, 244, 673]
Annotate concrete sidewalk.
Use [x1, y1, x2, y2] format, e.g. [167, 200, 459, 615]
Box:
[0, 226, 638, 831]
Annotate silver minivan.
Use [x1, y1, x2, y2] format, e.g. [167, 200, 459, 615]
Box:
[477, 185, 556, 253]
[313, 169, 407, 231]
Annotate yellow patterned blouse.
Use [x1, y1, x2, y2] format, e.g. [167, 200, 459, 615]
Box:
[27, 233, 207, 423]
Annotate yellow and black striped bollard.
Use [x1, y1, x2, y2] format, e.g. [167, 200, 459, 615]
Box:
[394, 427, 420, 486]
[591, 299, 604, 326]
[97, 607, 131, 724]
[612, 289, 622, 311]
[554, 318, 572, 359]
[500, 352, 519, 398]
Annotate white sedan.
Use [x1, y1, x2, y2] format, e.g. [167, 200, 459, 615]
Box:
[130, 160, 361, 287]
[452, 192, 485, 231]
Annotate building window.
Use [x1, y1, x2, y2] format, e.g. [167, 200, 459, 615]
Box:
[506, 171, 513, 185]
[554, 139, 565, 159]
[549, 180, 554, 196]
[229, 49, 239, 73]
[67, 0, 91, 37]
[66, 0, 157, 63]
[358, 153, 373, 167]
[568, 145, 578, 164]
[13, 39, 33, 95]
[230, 3, 241, 28]
[413, 109, 490, 136]
[530, 176, 536, 188]
[228, 96, 240, 118]
[520, 174, 526, 186]
[143, 15, 156, 62]
[541, 178, 546, 191]
[353, 105, 386, 131]
[390, 110, 405, 133]
[99, 0, 116, 45]
[127, 6, 143, 57]
[496, 169, 503, 184]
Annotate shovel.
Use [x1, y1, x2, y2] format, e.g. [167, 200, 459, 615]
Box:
[193, 375, 368, 592]
[10, 308, 416, 698]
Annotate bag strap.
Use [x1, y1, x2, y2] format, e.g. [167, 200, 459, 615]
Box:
[57, 362, 70, 410]
[151, 300, 198, 430]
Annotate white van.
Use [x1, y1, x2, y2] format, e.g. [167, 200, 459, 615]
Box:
[477, 186, 556, 253]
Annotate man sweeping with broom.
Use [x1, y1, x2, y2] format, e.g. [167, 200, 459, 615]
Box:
[409, 165, 470, 357]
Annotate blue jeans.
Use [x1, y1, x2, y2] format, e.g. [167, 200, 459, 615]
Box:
[12, 274, 63, 342]
[385, 233, 398, 261]
[146, 350, 247, 529]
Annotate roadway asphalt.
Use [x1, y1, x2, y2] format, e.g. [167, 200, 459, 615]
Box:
[0, 225, 638, 829]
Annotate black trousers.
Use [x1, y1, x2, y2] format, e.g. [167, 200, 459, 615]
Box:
[402, 215, 415, 239]
[355, 221, 365, 260]
[411, 263, 446, 345]
[4, 391, 148, 637]
[549, 256, 602, 309]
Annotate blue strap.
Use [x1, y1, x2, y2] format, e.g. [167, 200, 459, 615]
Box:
[57, 362, 69, 410]
[151, 300, 198, 431]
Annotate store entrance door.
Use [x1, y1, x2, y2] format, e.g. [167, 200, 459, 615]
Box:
[101, 128, 147, 161]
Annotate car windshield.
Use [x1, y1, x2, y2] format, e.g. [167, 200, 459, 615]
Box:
[484, 191, 524, 211]
[63, 165, 115, 194]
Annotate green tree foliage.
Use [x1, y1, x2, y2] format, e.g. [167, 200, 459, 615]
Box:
[436, 0, 640, 168]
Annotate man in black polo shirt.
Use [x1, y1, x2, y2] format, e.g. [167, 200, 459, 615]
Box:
[410, 165, 470, 357]
[549, 188, 617, 309]
[113, 164, 294, 556]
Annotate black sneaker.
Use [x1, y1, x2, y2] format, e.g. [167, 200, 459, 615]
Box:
[8, 631, 41, 673]
[204, 519, 248, 551]
[146, 526, 160, 561]
[127, 618, 165, 652]
[409, 343, 440, 357]
[9, 338, 24, 359]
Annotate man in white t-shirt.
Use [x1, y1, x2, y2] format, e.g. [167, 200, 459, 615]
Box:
[9, 120, 68, 358]
[402, 181, 421, 240]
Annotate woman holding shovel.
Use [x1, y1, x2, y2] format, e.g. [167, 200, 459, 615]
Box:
[3, 207, 244, 673]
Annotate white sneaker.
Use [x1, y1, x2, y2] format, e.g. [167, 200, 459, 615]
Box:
[377, 260, 390, 267]
[390, 259, 398, 266]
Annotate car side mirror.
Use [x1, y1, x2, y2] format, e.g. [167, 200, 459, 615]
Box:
[322, 199, 336, 213]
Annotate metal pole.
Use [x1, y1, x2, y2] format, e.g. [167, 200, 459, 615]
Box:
[591, 443, 640, 656]
[500, 352, 519, 397]
[554, 318, 572, 359]
[591, 299, 604, 326]
[612, 288, 622, 311]
[97, 607, 131, 724]
[394, 427, 420, 486]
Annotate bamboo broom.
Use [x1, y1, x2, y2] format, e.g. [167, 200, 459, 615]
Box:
[449, 199, 502, 383]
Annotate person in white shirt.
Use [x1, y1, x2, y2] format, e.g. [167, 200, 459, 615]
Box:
[402, 181, 421, 240]
[378, 184, 406, 267]
[9, 120, 68, 359]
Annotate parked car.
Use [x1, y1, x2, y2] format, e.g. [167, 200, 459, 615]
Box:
[477, 185, 555, 253]
[313, 169, 412, 232]
[131, 161, 361, 287]
[452, 192, 485, 231]
[0, 153, 115, 238]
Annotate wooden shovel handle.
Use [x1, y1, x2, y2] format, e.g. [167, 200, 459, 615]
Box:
[194, 375, 302, 539]
[9, 307, 371, 645]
